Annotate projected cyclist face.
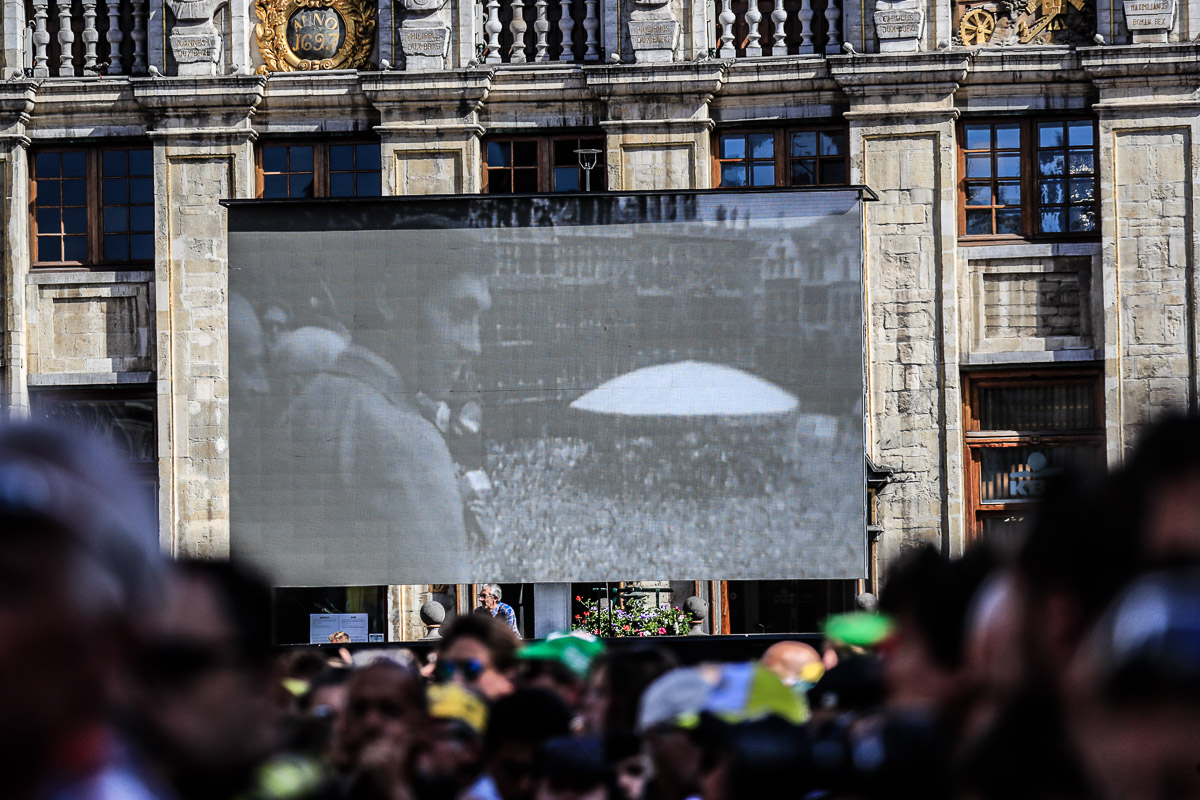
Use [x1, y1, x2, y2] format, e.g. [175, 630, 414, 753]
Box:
[398, 272, 492, 401]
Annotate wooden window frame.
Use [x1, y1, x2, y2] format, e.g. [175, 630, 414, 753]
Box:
[481, 134, 607, 195]
[712, 125, 850, 189]
[30, 145, 154, 269]
[963, 367, 1105, 543]
[958, 116, 1100, 244]
[255, 140, 383, 199]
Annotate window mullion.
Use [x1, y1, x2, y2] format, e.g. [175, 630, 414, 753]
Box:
[89, 150, 101, 266]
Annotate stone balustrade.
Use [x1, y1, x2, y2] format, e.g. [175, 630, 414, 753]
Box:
[26, 0, 149, 76]
[475, 0, 602, 63]
[714, 0, 842, 58]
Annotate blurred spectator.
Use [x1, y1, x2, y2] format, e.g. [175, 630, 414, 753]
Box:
[337, 654, 428, 799]
[1066, 567, 1200, 800]
[579, 647, 677, 736]
[414, 684, 490, 800]
[436, 614, 520, 701]
[533, 737, 609, 800]
[516, 631, 605, 709]
[877, 544, 994, 724]
[759, 640, 824, 720]
[132, 559, 287, 800]
[469, 689, 573, 800]
[0, 421, 164, 800]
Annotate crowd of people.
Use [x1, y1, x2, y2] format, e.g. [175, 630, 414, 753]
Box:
[3, 410, 1200, 800]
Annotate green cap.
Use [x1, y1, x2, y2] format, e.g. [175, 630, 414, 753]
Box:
[518, 630, 606, 679]
[822, 612, 894, 648]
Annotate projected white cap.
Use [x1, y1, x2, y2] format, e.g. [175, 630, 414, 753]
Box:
[569, 360, 799, 418]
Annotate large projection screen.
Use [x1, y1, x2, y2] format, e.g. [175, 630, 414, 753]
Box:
[228, 189, 867, 586]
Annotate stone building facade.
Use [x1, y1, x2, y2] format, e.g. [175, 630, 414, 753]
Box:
[1, 0, 1196, 638]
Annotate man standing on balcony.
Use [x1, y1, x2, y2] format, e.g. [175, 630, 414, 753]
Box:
[478, 584, 521, 638]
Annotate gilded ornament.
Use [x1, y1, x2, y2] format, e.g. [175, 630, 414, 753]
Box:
[953, 0, 1093, 46]
[254, 0, 376, 73]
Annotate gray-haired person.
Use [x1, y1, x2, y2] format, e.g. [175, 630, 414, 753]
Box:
[478, 584, 520, 637]
[0, 420, 166, 800]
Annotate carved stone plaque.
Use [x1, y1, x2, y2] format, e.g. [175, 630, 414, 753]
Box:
[1123, 0, 1174, 41]
[255, 0, 376, 72]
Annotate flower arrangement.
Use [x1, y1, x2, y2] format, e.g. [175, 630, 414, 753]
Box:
[570, 594, 692, 637]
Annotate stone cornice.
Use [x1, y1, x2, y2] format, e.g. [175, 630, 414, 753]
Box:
[0, 82, 39, 145]
[131, 74, 266, 135]
[256, 70, 377, 132]
[27, 78, 148, 138]
[584, 61, 725, 122]
[829, 50, 972, 98]
[360, 68, 493, 126]
[829, 51, 971, 122]
[1079, 43, 1200, 111]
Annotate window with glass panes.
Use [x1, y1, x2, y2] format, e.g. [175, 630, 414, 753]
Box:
[483, 136, 606, 193]
[960, 118, 1098, 239]
[964, 369, 1104, 548]
[257, 142, 382, 198]
[715, 128, 848, 188]
[31, 386, 158, 510]
[32, 147, 154, 267]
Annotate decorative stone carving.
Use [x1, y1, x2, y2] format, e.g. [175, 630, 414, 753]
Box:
[1122, 0, 1174, 42]
[399, 0, 451, 70]
[167, 0, 222, 75]
[628, 0, 678, 62]
[873, 0, 924, 52]
[420, 600, 446, 639]
[683, 596, 708, 635]
[953, 0, 1094, 46]
[254, 0, 376, 73]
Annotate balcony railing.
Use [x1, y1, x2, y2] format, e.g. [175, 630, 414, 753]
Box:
[475, 0, 602, 63]
[714, 0, 842, 57]
[26, 0, 148, 76]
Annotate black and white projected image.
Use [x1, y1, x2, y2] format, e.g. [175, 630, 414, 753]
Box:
[228, 191, 867, 586]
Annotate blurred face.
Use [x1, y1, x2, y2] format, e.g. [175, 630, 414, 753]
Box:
[577, 664, 610, 735]
[441, 636, 513, 701]
[397, 273, 491, 401]
[880, 613, 962, 715]
[488, 742, 538, 800]
[536, 777, 607, 800]
[644, 729, 702, 800]
[614, 753, 651, 800]
[0, 530, 111, 775]
[137, 573, 279, 773]
[339, 664, 428, 769]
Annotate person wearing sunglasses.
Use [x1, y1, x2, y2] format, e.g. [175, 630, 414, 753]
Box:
[478, 584, 521, 638]
[436, 615, 521, 701]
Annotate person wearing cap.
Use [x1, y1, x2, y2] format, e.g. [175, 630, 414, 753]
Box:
[516, 631, 604, 709]
[0, 421, 166, 800]
[414, 684, 491, 800]
[254, 253, 493, 585]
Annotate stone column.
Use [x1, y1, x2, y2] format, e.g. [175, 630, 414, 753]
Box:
[1082, 46, 1200, 460]
[628, 0, 680, 62]
[831, 52, 970, 561]
[132, 75, 265, 556]
[0, 84, 37, 415]
[361, 70, 492, 194]
[587, 63, 723, 191]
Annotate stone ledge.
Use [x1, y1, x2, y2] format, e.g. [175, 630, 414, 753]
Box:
[27, 371, 155, 386]
[962, 349, 1101, 366]
[27, 270, 154, 285]
[960, 241, 1102, 260]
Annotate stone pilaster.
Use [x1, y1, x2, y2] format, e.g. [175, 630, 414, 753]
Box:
[0, 83, 37, 416]
[361, 69, 492, 194]
[1082, 45, 1200, 461]
[132, 75, 265, 557]
[586, 62, 723, 190]
[831, 52, 970, 560]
